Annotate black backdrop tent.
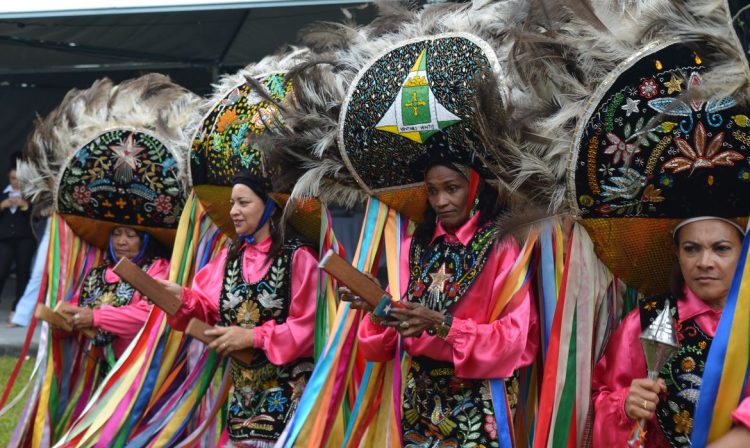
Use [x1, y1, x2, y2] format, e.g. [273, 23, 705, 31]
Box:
[0, 0, 378, 178]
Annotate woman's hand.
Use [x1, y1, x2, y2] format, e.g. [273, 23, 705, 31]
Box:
[58, 304, 94, 330]
[625, 378, 666, 420]
[339, 286, 374, 312]
[385, 302, 446, 338]
[205, 325, 254, 356]
[338, 272, 381, 313]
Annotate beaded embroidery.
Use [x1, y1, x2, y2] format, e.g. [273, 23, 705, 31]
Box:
[407, 223, 497, 312]
[78, 258, 156, 346]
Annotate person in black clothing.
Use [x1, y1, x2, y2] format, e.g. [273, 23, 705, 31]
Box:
[0, 167, 35, 323]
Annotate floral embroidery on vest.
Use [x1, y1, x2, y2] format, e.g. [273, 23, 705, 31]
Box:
[639, 294, 712, 448]
[78, 259, 155, 346]
[218, 240, 314, 443]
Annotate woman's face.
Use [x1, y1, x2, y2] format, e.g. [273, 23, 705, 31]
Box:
[230, 184, 267, 236]
[676, 219, 743, 308]
[111, 226, 142, 260]
[425, 165, 470, 231]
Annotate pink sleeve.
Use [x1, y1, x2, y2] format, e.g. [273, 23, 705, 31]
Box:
[253, 246, 318, 365]
[166, 249, 226, 331]
[592, 308, 648, 445]
[358, 315, 399, 362]
[92, 258, 168, 338]
[441, 240, 536, 379]
[732, 397, 750, 428]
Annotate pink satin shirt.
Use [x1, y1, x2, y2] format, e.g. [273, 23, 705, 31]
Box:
[358, 213, 539, 378]
[79, 258, 168, 357]
[167, 237, 319, 365]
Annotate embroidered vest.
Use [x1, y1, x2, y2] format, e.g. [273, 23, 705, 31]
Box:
[78, 258, 155, 346]
[402, 223, 512, 447]
[639, 294, 712, 448]
[407, 222, 497, 312]
[219, 240, 314, 443]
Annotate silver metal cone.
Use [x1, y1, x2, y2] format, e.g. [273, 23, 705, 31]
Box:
[640, 299, 680, 376]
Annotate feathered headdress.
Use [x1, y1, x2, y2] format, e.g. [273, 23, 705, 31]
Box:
[258, 1, 533, 222]
[18, 74, 199, 248]
[494, 0, 750, 293]
[187, 47, 327, 241]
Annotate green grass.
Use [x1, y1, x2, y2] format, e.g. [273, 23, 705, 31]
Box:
[0, 355, 34, 446]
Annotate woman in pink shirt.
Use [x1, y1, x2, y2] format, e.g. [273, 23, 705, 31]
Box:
[348, 162, 539, 447]
[592, 217, 750, 447]
[59, 226, 168, 361]
[161, 171, 318, 448]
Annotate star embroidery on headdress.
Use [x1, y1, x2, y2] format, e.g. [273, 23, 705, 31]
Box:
[621, 97, 641, 117]
[664, 75, 683, 94]
[109, 132, 145, 183]
[375, 48, 461, 144]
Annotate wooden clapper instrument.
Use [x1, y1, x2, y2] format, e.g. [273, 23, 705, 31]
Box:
[318, 249, 403, 318]
[113, 257, 253, 365]
[35, 303, 97, 338]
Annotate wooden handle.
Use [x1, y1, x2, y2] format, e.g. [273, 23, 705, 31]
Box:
[185, 318, 254, 365]
[35, 304, 97, 338]
[113, 257, 182, 316]
[319, 249, 392, 308]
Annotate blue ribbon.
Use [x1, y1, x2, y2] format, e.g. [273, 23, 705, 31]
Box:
[540, 223, 556, 357]
[490, 378, 514, 448]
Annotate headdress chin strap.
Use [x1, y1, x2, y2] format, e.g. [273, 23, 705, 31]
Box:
[239, 200, 276, 245]
[672, 216, 746, 239]
[109, 231, 150, 264]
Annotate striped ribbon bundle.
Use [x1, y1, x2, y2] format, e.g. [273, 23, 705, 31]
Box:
[533, 224, 623, 448]
[277, 197, 388, 447]
[2, 214, 104, 447]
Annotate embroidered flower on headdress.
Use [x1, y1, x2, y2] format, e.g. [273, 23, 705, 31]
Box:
[658, 174, 674, 188]
[639, 79, 659, 99]
[604, 133, 640, 165]
[216, 109, 238, 133]
[73, 185, 92, 205]
[154, 194, 172, 214]
[663, 123, 742, 174]
[445, 282, 459, 298]
[739, 168, 750, 183]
